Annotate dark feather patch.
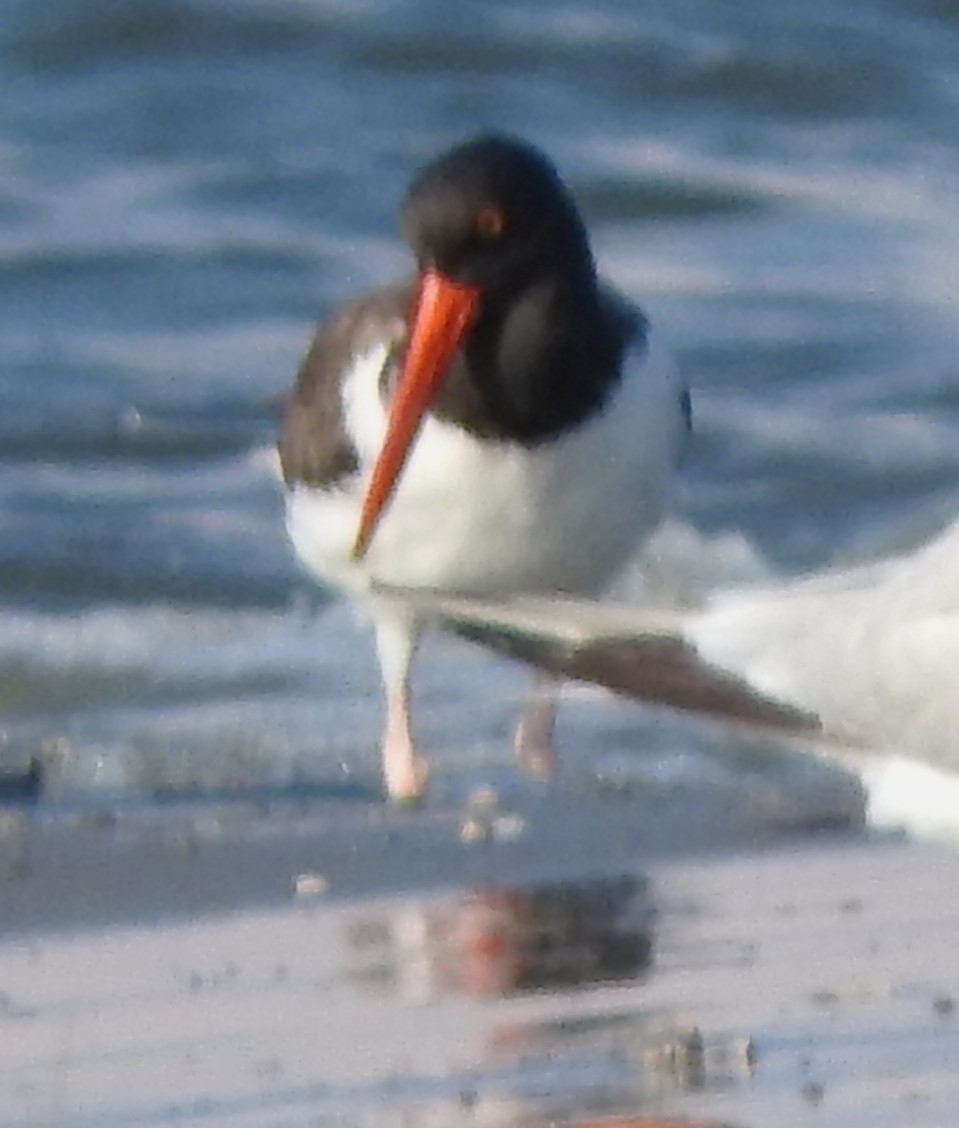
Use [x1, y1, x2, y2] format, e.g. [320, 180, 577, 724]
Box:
[278, 284, 412, 489]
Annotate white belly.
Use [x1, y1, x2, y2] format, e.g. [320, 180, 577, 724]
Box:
[286, 332, 683, 600]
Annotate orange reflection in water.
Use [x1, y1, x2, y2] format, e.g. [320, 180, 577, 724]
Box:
[347, 874, 652, 999]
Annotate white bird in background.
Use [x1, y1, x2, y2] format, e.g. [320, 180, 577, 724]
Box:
[408, 513, 959, 838]
[691, 519, 959, 759]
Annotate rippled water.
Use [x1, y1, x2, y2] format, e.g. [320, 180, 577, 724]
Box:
[3, 0, 959, 806]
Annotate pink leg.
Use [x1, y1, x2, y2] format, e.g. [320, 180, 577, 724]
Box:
[381, 681, 430, 803]
[374, 608, 429, 803]
[514, 670, 560, 779]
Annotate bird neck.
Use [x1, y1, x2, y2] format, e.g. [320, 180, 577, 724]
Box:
[433, 266, 629, 444]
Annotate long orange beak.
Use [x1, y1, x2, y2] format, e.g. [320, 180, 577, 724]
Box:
[351, 268, 481, 561]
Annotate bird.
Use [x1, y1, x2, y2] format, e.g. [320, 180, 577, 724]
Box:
[278, 134, 689, 802]
[409, 513, 959, 834]
[688, 514, 959, 761]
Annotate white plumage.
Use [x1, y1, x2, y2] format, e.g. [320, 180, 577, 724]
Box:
[285, 329, 684, 801]
[287, 330, 682, 601]
[693, 516, 959, 762]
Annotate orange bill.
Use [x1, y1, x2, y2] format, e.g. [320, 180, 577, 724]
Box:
[351, 268, 481, 561]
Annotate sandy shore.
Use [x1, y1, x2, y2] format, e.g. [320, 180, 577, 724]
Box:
[3, 771, 959, 1128]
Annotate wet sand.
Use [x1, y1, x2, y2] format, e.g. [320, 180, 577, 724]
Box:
[3, 769, 959, 1128]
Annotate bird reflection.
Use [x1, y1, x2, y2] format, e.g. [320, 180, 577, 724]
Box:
[346, 874, 652, 1000]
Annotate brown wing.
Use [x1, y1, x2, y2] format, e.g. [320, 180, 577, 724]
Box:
[471, 627, 820, 734]
[386, 590, 822, 738]
[278, 283, 412, 488]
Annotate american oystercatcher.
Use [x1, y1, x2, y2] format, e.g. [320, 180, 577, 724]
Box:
[279, 135, 689, 801]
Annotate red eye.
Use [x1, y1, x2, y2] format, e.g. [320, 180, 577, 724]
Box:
[474, 205, 505, 240]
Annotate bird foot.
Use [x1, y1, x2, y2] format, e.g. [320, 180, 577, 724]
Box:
[384, 749, 431, 805]
[514, 717, 558, 780]
[514, 675, 559, 780]
[514, 734, 558, 780]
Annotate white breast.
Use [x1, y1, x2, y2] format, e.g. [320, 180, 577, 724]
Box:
[286, 330, 685, 600]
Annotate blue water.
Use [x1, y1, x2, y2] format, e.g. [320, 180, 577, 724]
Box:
[3, 0, 959, 804]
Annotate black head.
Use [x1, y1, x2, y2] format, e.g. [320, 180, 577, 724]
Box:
[349, 136, 626, 561]
[399, 134, 594, 291]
